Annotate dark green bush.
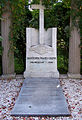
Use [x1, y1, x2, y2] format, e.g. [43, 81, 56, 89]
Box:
[0, 0, 81, 74]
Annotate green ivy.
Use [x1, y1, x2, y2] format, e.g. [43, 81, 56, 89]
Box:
[0, 0, 82, 73]
[0, 0, 81, 44]
[0, 36, 3, 56]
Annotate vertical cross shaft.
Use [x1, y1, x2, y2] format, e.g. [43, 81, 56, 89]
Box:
[31, 1, 45, 45]
[39, 7, 44, 44]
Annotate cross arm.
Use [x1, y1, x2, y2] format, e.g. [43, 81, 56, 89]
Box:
[31, 4, 45, 10]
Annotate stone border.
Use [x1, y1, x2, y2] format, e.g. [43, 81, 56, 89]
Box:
[0, 74, 82, 80]
[0, 74, 24, 80]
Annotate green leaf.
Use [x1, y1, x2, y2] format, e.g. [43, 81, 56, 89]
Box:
[0, 36, 3, 42]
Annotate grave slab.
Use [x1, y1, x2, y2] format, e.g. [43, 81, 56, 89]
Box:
[11, 78, 71, 117]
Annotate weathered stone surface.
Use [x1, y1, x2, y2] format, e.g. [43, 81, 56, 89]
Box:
[24, 28, 59, 78]
[29, 45, 53, 55]
[11, 78, 70, 116]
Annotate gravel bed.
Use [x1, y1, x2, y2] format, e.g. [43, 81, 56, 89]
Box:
[0, 78, 82, 120]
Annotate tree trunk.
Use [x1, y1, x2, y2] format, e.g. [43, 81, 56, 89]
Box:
[68, 0, 81, 78]
[1, 11, 15, 76]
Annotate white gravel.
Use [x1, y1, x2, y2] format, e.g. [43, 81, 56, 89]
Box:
[0, 77, 82, 120]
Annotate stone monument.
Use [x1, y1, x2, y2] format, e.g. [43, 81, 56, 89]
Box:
[11, 2, 70, 116]
[24, 1, 59, 78]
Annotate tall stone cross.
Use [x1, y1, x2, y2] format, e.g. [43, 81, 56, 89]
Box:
[31, 1, 45, 45]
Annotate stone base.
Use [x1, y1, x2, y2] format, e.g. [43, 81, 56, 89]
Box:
[16, 75, 24, 79]
[67, 73, 81, 79]
[24, 71, 59, 78]
[1, 73, 16, 79]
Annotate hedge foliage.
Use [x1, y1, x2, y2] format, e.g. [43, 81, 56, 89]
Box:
[0, 0, 82, 74]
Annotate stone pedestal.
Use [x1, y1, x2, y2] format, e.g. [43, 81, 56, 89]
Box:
[24, 28, 59, 78]
[1, 11, 15, 75]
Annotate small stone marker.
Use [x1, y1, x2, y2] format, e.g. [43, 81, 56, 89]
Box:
[24, 1, 59, 78]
